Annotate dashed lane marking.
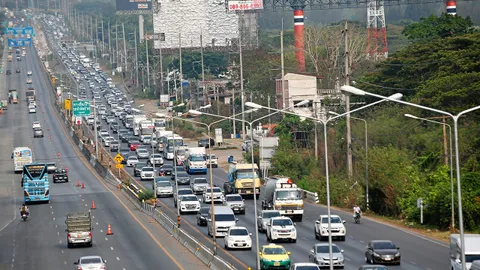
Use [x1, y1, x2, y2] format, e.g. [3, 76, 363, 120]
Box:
[116, 257, 120, 261]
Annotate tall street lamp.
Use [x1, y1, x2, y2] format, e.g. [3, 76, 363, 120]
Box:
[189, 99, 310, 270]
[404, 113, 455, 230]
[246, 93, 402, 270]
[170, 102, 186, 228]
[329, 111, 369, 209]
[341, 85, 480, 270]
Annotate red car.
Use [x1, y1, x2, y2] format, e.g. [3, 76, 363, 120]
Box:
[130, 141, 141, 151]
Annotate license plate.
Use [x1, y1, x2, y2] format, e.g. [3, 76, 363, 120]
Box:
[274, 262, 280, 266]
[77, 235, 81, 238]
[246, 190, 251, 194]
[384, 258, 391, 261]
[234, 208, 239, 211]
[35, 198, 39, 200]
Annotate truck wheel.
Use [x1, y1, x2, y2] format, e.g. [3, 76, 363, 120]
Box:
[67, 242, 73, 248]
[87, 241, 93, 247]
[297, 216, 302, 222]
[256, 194, 260, 200]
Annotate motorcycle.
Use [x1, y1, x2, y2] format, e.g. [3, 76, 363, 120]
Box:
[353, 212, 361, 224]
[21, 211, 29, 221]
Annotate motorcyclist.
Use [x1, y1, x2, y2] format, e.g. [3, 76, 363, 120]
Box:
[20, 204, 29, 217]
[159, 168, 165, 176]
[353, 204, 362, 219]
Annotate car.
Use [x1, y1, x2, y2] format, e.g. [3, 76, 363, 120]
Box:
[161, 164, 173, 176]
[289, 263, 321, 270]
[26, 78, 32, 84]
[129, 140, 141, 151]
[223, 194, 246, 214]
[28, 105, 36, 113]
[259, 244, 291, 270]
[140, 166, 155, 181]
[266, 216, 297, 243]
[119, 148, 130, 163]
[27, 70, 32, 76]
[258, 210, 282, 233]
[33, 127, 44, 138]
[148, 154, 164, 166]
[203, 186, 225, 204]
[103, 136, 114, 147]
[53, 169, 68, 183]
[190, 177, 209, 194]
[73, 255, 107, 270]
[6, 70, 11, 75]
[171, 165, 187, 179]
[198, 138, 214, 148]
[224, 226, 252, 250]
[309, 243, 345, 269]
[16, 69, 20, 73]
[133, 162, 148, 177]
[173, 188, 194, 207]
[178, 194, 201, 214]
[110, 140, 119, 152]
[32, 121, 41, 129]
[365, 240, 401, 265]
[46, 162, 57, 174]
[196, 207, 210, 226]
[175, 148, 187, 164]
[175, 171, 191, 185]
[207, 154, 218, 168]
[153, 178, 173, 197]
[136, 148, 150, 159]
[357, 266, 388, 270]
[314, 215, 346, 241]
[126, 156, 139, 167]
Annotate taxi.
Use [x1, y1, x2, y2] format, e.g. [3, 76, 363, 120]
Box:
[259, 244, 291, 269]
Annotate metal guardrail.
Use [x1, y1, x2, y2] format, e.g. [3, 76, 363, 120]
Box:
[34, 19, 236, 270]
[302, 189, 320, 204]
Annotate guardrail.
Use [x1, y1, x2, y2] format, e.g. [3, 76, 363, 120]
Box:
[34, 19, 236, 270]
[302, 189, 320, 204]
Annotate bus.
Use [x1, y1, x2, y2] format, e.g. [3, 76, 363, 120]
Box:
[12, 147, 33, 172]
[22, 163, 50, 203]
[167, 135, 184, 147]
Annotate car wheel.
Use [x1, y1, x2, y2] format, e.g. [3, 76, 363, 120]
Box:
[341, 236, 346, 241]
[314, 227, 319, 240]
[292, 238, 296, 243]
[224, 242, 228, 250]
[67, 242, 73, 248]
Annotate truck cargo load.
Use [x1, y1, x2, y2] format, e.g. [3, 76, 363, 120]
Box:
[261, 176, 304, 221]
[66, 212, 93, 248]
[26, 88, 36, 102]
[7, 55, 12, 62]
[8, 90, 18, 104]
[225, 162, 261, 198]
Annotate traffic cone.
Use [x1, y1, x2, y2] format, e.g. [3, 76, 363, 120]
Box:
[77, 180, 81, 187]
[65, 166, 68, 172]
[106, 224, 113, 235]
[81, 182, 85, 189]
[91, 200, 96, 210]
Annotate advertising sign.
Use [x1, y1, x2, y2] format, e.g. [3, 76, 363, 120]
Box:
[116, 0, 152, 14]
[228, 0, 264, 11]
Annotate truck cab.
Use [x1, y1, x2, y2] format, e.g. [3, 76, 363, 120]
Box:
[450, 234, 480, 270]
[225, 162, 261, 199]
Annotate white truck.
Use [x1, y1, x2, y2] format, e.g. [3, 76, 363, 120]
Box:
[66, 212, 93, 248]
[140, 119, 154, 136]
[133, 115, 147, 135]
[185, 147, 207, 174]
[450, 234, 480, 270]
[261, 176, 304, 221]
[12, 147, 33, 172]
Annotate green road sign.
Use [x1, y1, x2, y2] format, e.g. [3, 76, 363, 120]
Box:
[72, 100, 91, 117]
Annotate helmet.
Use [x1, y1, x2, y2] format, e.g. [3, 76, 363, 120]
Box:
[22, 203, 26, 207]
[160, 168, 164, 172]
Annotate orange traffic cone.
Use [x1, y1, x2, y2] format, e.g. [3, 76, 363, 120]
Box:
[81, 182, 85, 189]
[91, 200, 96, 210]
[77, 180, 81, 187]
[65, 166, 68, 172]
[106, 224, 113, 235]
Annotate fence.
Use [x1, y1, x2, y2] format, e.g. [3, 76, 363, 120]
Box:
[33, 22, 236, 270]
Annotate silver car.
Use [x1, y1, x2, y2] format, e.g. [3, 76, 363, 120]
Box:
[136, 148, 150, 159]
[257, 210, 281, 233]
[308, 243, 345, 268]
[223, 194, 246, 214]
[190, 177, 209, 194]
[33, 127, 44, 138]
[73, 255, 106, 270]
[149, 154, 164, 166]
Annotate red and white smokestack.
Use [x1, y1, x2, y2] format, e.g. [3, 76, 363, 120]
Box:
[446, 0, 456, 15]
[293, 9, 305, 72]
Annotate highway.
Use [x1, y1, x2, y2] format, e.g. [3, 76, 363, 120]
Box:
[42, 15, 451, 270]
[0, 25, 207, 270]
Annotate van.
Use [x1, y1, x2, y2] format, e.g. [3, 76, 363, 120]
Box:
[471, 261, 480, 270]
[207, 206, 238, 238]
[450, 234, 480, 270]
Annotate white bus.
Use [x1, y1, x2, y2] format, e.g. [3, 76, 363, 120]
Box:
[12, 147, 33, 172]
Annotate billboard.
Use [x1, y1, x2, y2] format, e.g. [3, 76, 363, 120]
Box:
[228, 0, 264, 11]
[116, 0, 152, 14]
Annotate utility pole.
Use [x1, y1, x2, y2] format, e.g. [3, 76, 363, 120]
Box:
[122, 23, 127, 72]
[344, 20, 353, 178]
[200, 33, 206, 105]
[232, 89, 236, 135]
[90, 15, 94, 42]
[134, 29, 139, 88]
[108, 21, 112, 67]
[115, 24, 119, 71]
[281, 18, 286, 109]
[268, 96, 271, 126]
[239, 12, 246, 140]
[158, 34, 164, 96]
[95, 17, 98, 61]
[443, 118, 448, 165]
[179, 33, 184, 103]
[146, 36, 150, 88]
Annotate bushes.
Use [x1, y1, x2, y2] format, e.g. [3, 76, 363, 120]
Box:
[138, 190, 155, 201]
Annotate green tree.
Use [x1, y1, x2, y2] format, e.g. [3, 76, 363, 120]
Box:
[402, 13, 475, 40]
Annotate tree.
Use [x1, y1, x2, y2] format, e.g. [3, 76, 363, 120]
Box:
[402, 13, 475, 40]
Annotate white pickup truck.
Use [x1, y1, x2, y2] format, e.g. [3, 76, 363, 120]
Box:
[66, 212, 93, 248]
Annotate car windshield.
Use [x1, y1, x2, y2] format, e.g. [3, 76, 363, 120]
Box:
[175, 166, 186, 172]
[276, 190, 301, 200]
[321, 217, 342, 224]
[129, 156, 138, 160]
[194, 178, 208, 184]
[178, 190, 193, 195]
[230, 229, 248, 236]
[226, 196, 242, 202]
[466, 255, 480, 263]
[215, 214, 235, 222]
[316, 245, 340, 253]
[157, 182, 171, 187]
[373, 242, 396, 250]
[263, 247, 286, 255]
[177, 150, 186, 155]
[360, 267, 388, 270]
[207, 188, 222, 193]
[236, 170, 259, 179]
[190, 155, 205, 161]
[152, 154, 162, 158]
[209, 154, 217, 159]
[178, 172, 189, 177]
[80, 257, 102, 264]
[272, 219, 293, 226]
[138, 149, 148, 153]
[181, 196, 198, 201]
[199, 208, 209, 214]
[142, 167, 154, 172]
[263, 211, 281, 219]
[155, 177, 170, 182]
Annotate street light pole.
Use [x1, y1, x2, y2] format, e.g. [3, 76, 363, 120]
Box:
[404, 114, 454, 230]
[341, 85, 480, 270]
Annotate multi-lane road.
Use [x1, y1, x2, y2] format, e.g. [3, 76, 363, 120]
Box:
[0, 29, 207, 270]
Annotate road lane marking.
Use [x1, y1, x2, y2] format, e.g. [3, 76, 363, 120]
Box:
[116, 257, 120, 261]
[110, 247, 114, 250]
[61, 250, 64, 254]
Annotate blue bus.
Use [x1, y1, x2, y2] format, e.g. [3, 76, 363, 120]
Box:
[22, 163, 50, 203]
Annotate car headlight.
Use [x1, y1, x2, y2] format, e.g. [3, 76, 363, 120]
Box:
[395, 252, 401, 257]
[373, 252, 380, 257]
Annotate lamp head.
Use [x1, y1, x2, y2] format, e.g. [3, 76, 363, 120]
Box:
[340, 85, 365, 96]
[328, 111, 339, 116]
[388, 93, 403, 100]
[295, 100, 310, 107]
[174, 103, 185, 107]
[245, 108, 259, 114]
[200, 104, 212, 110]
[189, 109, 203, 115]
[245, 102, 263, 109]
[404, 114, 419, 119]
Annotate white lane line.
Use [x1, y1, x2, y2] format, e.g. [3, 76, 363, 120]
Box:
[50, 205, 52, 208]
[116, 257, 120, 261]
[96, 222, 99, 225]
[85, 204, 87, 207]
[100, 230, 103, 233]
[82, 199, 84, 202]
[55, 225, 57, 228]
[410, 261, 416, 265]
[344, 257, 351, 262]
[360, 240, 364, 244]
[61, 250, 64, 254]
[110, 247, 114, 250]
[59, 240, 62, 244]
[64, 261, 67, 265]
[53, 217, 55, 220]
[51, 211, 54, 215]
[105, 237, 108, 241]
[57, 232, 59, 236]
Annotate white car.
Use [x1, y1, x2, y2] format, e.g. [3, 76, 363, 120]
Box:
[29, 101, 37, 108]
[190, 177, 209, 194]
[27, 70, 32, 76]
[202, 186, 224, 203]
[140, 166, 155, 181]
[28, 105, 36, 113]
[26, 78, 33, 84]
[266, 216, 297, 243]
[153, 180, 173, 197]
[148, 154, 164, 166]
[178, 194, 201, 214]
[223, 194, 246, 215]
[32, 121, 41, 129]
[314, 215, 346, 241]
[74, 255, 107, 270]
[99, 130, 109, 139]
[126, 156, 139, 167]
[257, 210, 281, 233]
[224, 226, 252, 250]
[207, 154, 218, 168]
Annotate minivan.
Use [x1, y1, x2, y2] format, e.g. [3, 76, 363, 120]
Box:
[207, 206, 238, 238]
[471, 261, 480, 270]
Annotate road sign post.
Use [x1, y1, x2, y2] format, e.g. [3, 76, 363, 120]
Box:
[72, 100, 91, 117]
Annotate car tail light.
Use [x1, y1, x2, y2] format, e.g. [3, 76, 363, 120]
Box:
[45, 189, 49, 196]
[77, 267, 83, 270]
[67, 233, 71, 239]
[88, 232, 92, 238]
[100, 266, 106, 269]
[23, 191, 30, 198]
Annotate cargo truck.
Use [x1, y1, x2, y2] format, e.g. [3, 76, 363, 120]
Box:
[450, 234, 480, 270]
[261, 176, 304, 221]
[225, 162, 261, 199]
[185, 147, 207, 174]
[7, 55, 12, 62]
[8, 90, 18, 104]
[26, 87, 36, 102]
[133, 115, 147, 135]
[66, 212, 93, 248]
